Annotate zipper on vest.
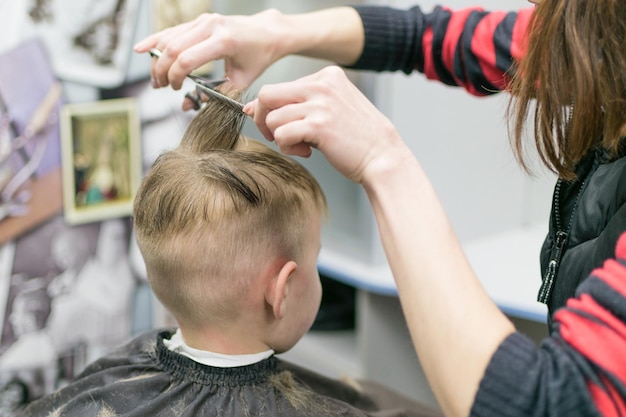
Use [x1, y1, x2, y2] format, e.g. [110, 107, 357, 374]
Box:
[536, 173, 588, 305]
[537, 230, 568, 304]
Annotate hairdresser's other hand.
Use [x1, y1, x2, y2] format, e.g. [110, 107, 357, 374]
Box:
[245, 66, 410, 185]
[134, 9, 286, 90]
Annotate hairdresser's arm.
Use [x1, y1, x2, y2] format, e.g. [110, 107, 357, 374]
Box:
[350, 6, 535, 95]
[247, 66, 626, 417]
[244, 66, 516, 417]
[133, 7, 364, 90]
[358, 130, 516, 417]
[135, 4, 534, 98]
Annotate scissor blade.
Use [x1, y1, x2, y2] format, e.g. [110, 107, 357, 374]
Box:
[148, 49, 244, 112]
[187, 75, 245, 112]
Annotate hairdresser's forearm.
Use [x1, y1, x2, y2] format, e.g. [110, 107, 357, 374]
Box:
[277, 7, 364, 66]
[362, 151, 515, 417]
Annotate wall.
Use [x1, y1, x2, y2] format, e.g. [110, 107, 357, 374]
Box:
[212, 0, 556, 268]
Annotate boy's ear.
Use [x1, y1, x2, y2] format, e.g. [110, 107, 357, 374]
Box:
[266, 261, 298, 320]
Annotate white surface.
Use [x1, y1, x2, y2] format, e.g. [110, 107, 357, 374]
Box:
[278, 330, 362, 380]
[319, 223, 549, 323]
[464, 223, 548, 322]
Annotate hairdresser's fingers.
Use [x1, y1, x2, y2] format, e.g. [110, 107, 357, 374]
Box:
[152, 18, 212, 89]
[134, 29, 166, 53]
[250, 69, 338, 156]
[136, 12, 207, 53]
[284, 142, 314, 158]
[273, 127, 314, 158]
[261, 102, 316, 157]
[263, 102, 308, 142]
[243, 100, 256, 117]
[140, 26, 184, 88]
[245, 98, 312, 157]
[137, 14, 221, 88]
[271, 120, 315, 158]
[165, 36, 257, 91]
[255, 66, 351, 152]
[151, 48, 176, 88]
[213, 10, 289, 89]
[182, 96, 198, 111]
[248, 77, 310, 142]
[256, 66, 403, 183]
[255, 77, 309, 112]
[249, 98, 276, 142]
[138, 11, 285, 91]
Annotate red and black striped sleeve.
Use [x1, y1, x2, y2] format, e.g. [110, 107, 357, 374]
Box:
[471, 233, 626, 417]
[553, 239, 626, 416]
[349, 5, 534, 96]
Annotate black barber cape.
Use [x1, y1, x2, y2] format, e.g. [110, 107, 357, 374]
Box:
[17, 329, 442, 417]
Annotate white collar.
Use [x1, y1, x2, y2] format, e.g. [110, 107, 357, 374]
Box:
[163, 328, 275, 368]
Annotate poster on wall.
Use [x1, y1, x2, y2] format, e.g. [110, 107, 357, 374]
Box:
[0, 38, 64, 247]
[153, 0, 211, 31]
[0, 215, 136, 414]
[14, 0, 145, 88]
[152, 0, 213, 75]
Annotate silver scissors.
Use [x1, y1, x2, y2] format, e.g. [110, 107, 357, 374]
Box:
[148, 48, 245, 112]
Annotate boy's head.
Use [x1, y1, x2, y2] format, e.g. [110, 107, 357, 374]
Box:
[133, 94, 327, 353]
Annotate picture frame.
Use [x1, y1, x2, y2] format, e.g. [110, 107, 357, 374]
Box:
[60, 98, 141, 225]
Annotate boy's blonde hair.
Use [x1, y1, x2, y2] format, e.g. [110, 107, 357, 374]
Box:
[133, 95, 327, 328]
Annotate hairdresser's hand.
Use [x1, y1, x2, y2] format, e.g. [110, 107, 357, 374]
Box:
[134, 9, 287, 91]
[244, 66, 410, 185]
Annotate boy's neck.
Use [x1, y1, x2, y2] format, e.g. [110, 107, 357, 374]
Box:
[178, 325, 272, 355]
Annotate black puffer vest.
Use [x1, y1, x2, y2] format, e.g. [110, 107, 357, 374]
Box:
[539, 140, 626, 328]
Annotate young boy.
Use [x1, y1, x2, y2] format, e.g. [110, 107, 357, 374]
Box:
[17, 94, 442, 417]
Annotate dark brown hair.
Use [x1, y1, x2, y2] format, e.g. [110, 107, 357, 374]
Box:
[508, 0, 626, 180]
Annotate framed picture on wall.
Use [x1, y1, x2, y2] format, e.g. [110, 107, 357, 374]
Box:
[60, 98, 141, 225]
